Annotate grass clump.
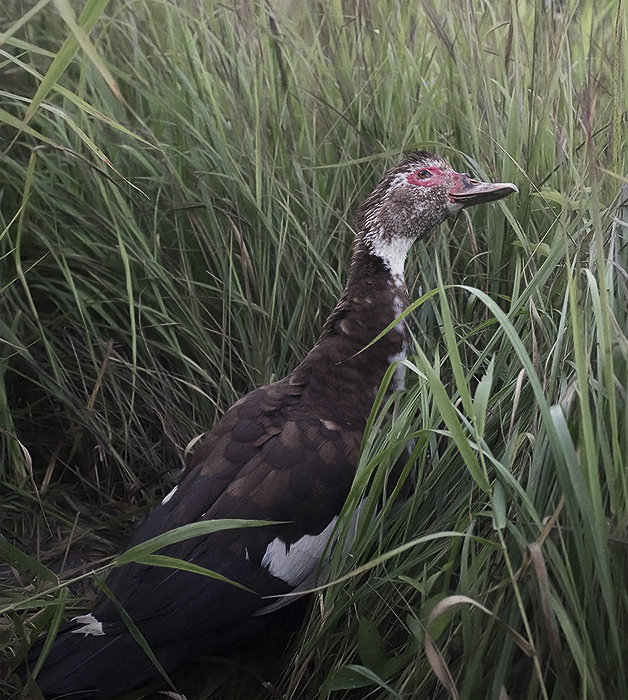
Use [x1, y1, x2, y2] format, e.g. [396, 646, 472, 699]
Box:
[0, 0, 626, 698]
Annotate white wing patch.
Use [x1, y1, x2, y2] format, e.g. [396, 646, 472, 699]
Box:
[161, 484, 178, 505]
[261, 517, 338, 588]
[70, 613, 105, 636]
[254, 502, 367, 617]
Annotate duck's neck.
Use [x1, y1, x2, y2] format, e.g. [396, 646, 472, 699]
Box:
[298, 234, 414, 402]
[322, 238, 411, 339]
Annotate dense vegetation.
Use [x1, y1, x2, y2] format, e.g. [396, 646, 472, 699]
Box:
[0, 0, 626, 698]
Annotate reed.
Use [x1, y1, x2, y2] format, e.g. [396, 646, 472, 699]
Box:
[1, 1, 626, 697]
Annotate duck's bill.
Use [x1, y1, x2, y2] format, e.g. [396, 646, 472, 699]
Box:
[449, 173, 519, 207]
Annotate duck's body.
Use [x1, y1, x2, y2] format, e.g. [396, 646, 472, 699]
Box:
[28, 152, 516, 698]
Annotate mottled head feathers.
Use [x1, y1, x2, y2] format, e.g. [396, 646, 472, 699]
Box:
[354, 151, 517, 274]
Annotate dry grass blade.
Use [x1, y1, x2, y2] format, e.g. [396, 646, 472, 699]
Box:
[424, 593, 536, 699]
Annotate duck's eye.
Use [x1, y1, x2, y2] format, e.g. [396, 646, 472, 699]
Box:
[416, 169, 432, 179]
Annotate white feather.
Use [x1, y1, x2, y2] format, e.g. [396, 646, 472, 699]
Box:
[260, 517, 338, 588]
[254, 502, 366, 616]
[391, 293, 407, 334]
[366, 227, 413, 278]
[387, 348, 408, 391]
[161, 485, 178, 505]
[70, 613, 105, 636]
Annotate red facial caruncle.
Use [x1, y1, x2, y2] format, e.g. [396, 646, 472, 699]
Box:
[406, 166, 450, 188]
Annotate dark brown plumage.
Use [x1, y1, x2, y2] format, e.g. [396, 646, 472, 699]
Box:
[26, 151, 517, 698]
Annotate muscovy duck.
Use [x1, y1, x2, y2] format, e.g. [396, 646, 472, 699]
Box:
[27, 151, 517, 698]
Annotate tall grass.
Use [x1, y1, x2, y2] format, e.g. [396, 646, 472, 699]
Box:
[1, 0, 626, 698]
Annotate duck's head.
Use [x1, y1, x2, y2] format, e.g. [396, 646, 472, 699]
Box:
[355, 151, 518, 257]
